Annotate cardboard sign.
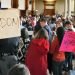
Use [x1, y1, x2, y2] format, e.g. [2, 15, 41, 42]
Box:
[59, 31, 75, 52]
[0, 9, 21, 39]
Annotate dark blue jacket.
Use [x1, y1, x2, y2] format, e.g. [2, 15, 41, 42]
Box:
[0, 37, 19, 54]
[34, 24, 53, 42]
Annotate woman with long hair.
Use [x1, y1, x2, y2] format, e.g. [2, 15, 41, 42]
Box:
[25, 28, 50, 75]
[50, 27, 65, 75]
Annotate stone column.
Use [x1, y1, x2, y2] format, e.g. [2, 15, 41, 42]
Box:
[64, 0, 68, 18]
[74, 0, 75, 15]
[68, 0, 71, 17]
[19, 0, 27, 16]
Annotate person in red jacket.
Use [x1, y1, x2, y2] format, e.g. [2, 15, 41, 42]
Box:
[25, 28, 50, 75]
[50, 27, 65, 75]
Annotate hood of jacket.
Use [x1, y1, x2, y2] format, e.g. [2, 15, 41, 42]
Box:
[31, 38, 49, 50]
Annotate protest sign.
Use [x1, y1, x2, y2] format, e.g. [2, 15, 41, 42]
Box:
[59, 31, 75, 52]
[0, 9, 20, 39]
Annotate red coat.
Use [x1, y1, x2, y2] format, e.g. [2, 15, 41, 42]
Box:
[25, 38, 49, 75]
[50, 37, 65, 62]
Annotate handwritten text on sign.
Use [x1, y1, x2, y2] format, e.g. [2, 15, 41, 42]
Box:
[59, 31, 75, 52]
[0, 18, 19, 28]
[0, 9, 20, 39]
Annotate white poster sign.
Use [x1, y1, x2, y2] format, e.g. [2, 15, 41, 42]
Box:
[0, 9, 21, 39]
[1, 0, 11, 8]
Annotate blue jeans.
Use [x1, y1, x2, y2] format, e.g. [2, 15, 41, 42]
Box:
[52, 60, 64, 75]
[64, 52, 73, 71]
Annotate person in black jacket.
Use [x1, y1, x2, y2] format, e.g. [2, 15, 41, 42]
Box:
[0, 37, 19, 55]
[0, 37, 19, 75]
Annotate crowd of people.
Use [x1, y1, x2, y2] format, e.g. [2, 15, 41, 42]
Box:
[0, 14, 75, 75]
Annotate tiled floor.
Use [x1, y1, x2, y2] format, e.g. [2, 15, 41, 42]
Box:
[72, 59, 75, 69]
[62, 59, 75, 75]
